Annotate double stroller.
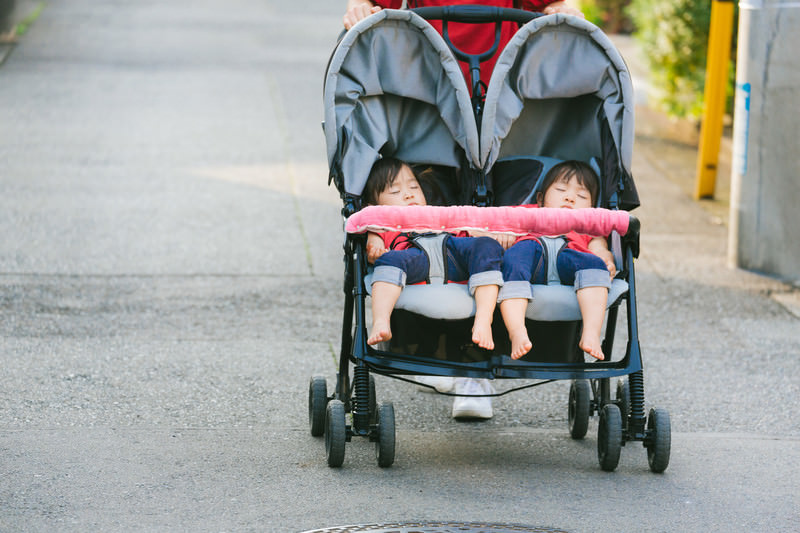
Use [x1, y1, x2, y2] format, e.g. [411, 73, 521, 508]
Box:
[309, 5, 671, 472]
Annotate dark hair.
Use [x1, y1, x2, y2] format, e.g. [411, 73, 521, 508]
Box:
[363, 157, 408, 206]
[413, 165, 446, 206]
[536, 160, 601, 206]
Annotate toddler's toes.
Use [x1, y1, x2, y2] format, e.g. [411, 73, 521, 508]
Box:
[579, 338, 605, 360]
[472, 327, 494, 351]
[368, 322, 392, 346]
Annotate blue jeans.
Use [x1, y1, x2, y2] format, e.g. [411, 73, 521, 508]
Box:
[499, 238, 610, 301]
[373, 235, 503, 294]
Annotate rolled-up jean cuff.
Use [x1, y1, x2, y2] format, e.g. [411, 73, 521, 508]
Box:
[574, 269, 612, 291]
[468, 270, 503, 295]
[498, 280, 533, 301]
[372, 265, 407, 288]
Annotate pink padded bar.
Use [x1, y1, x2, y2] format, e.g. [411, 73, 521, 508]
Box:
[345, 205, 631, 237]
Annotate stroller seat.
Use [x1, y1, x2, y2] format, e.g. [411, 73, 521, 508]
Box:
[366, 269, 629, 322]
[365, 154, 628, 322]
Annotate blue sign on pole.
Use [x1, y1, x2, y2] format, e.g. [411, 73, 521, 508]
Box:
[733, 82, 751, 176]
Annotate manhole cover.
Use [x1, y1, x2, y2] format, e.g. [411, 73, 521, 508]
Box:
[300, 523, 569, 533]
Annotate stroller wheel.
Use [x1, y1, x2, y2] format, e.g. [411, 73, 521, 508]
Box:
[374, 402, 396, 467]
[615, 378, 630, 431]
[308, 376, 328, 437]
[568, 379, 591, 439]
[325, 400, 347, 467]
[597, 403, 622, 471]
[646, 408, 671, 473]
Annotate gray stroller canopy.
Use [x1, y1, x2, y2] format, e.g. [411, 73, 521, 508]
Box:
[323, 10, 478, 198]
[483, 15, 634, 171]
[324, 10, 638, 209]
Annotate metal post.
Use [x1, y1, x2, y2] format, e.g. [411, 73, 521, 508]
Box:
[695, 0, 735, 199]
[729, 0, 800, 282]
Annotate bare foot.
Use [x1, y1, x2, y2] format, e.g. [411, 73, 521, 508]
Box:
[579, 334, 605, 360]
[472, 323, 495, 350]
[508, 327, 532, 359]
[368, 319, 392, 345]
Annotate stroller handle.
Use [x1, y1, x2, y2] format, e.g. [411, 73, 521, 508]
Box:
[411, 5, 543, 25]
[410, 5, 544, 125]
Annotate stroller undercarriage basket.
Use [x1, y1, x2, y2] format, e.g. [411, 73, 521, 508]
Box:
[309, 5, 670, 473]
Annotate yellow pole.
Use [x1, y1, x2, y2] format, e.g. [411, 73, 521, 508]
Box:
[695, 0, 735, 199]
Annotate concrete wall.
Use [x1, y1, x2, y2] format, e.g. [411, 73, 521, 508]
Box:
[729, 0, 800, 285]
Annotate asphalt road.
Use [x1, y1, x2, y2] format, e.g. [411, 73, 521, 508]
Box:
[1, 1, 798, 532]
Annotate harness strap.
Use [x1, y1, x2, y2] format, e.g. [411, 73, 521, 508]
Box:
[539, 236, 567, 285]
[409, 233, 450, 285]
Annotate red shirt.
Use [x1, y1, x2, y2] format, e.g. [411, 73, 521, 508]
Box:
[379, 230, 469, 251]
[379, 230, 413, 251]
[374, 0, 554, 87]
[376, 230, 471, 286]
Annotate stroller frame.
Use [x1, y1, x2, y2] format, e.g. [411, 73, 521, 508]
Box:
[309, 5, 670, 473]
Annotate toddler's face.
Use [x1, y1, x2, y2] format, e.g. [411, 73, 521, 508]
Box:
[377, 165, 427, 207]
[542, 176, 593, 209]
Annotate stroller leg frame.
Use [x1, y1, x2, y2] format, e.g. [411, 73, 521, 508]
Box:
[318, 238, 396, 467]
[348, 241, 370, 436]
[623, 245, 647, 440]
[337, 265, 354, 405]
[591, 246, 670, 472]
[352, 364, 371, 436]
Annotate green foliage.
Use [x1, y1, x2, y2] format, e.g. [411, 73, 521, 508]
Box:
[628, 0, 714, 119]
[14, 1, 44, 37]
[580, 1, 606, 28]
[580, 0, 634, 34]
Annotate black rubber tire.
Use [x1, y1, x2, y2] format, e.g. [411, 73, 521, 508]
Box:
[568, 379, 591, 439]
[308, 376, 328, 437]
[646, 408, 671, 473]
[325, 400, 346, 467]
[375, 402, 396, 468]
[616, 378, 630, 431]
[597, 403, 622, 472]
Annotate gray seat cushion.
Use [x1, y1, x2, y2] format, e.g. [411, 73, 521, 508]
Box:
[365, 273, 628, 322]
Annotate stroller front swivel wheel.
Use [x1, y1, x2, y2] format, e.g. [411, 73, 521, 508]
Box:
[568, 379, 591, 439]
[325, 400, 347, 467]
[646, 408, 671, 473]
[597, 403, 622, 471]
[374, 402, 396, 468]
[308, 376, 328, 437]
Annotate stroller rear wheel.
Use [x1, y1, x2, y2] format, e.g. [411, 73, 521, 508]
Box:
[325, 400, 347, 467]
[308, 376, 328, 437]
[568, 379, 591, 439]
[646, 408, 671, 473]
[597, 403, 622, 471]
[374, 402, 396, 468]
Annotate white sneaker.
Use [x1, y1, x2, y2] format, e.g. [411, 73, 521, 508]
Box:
[451, 378, 494, 419]
[413, 375, 456, 393]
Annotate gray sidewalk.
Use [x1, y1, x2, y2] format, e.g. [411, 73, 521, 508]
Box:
[1, 2, 798, 532]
